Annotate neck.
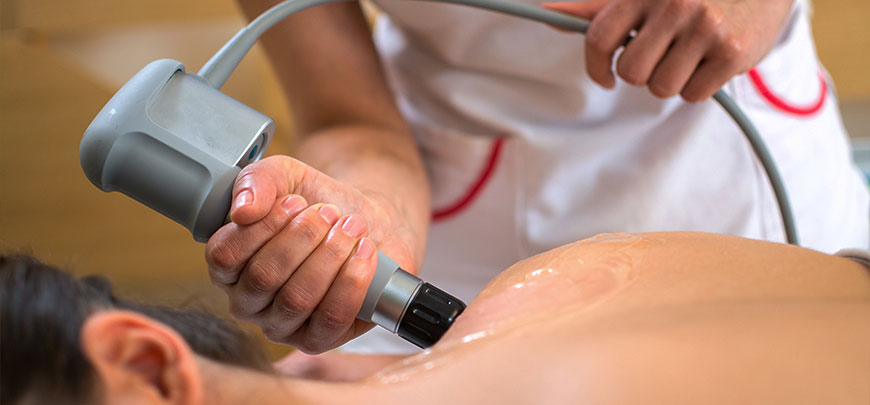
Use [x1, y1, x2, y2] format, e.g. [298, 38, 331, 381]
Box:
[195, 357, 385, 405]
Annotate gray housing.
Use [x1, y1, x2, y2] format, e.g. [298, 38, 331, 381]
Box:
[79, 58, 418, 336]
[80, 59, 274, 242]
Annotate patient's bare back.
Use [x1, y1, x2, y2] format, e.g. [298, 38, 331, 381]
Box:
[366, 233, 870, 404]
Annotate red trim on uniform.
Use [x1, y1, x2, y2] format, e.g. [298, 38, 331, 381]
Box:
[747, 67, 827, 116]
[432, 138, 505, 222]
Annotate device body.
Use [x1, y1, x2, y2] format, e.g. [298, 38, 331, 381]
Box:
[80, 59, 272, 241]
[80, 60, 464, 348]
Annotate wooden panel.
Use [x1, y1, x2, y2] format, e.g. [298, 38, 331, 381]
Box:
[0, 35, 210, 301]
[0, 36, 292, 359]
[811, 0, 870, 101]
[5, 0, 868, 100]
[4, 0, 239, 31]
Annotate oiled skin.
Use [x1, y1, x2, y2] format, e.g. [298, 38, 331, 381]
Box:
[201, 232, 870, 404]
[352, 232, 870, 403]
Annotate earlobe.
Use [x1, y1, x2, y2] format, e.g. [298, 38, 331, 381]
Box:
[81, 311, 204, 405]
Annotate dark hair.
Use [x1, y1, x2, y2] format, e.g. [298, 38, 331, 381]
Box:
[0, 254, 273, 404]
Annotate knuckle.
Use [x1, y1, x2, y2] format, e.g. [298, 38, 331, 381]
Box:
[664, 0, 692, 16]
[318, 306, 354, 333]
[235, 168, 257, 185]
[612, 0, 636, 15]
[321, 240, 351, 263]
[261, 212, 285, 235]
[341, 267, 371, 293]
[300, 334, 330, 355]
[294, 342, 318, 355]
[246, 261, 283, 294]
[586, 35, 610, 56]
[292, 217, 324, 244]
[261, 325, 288, 345]
[228, 300, 255, 320]
[680, 87, 705, 103]
[275, 287, 314, 318]
[648, 81, 676, 99]
[584, 26, 612, 56]
[716, 38, 745, 62]
[205, 238, 238, 274]
[616, 62, 645, 86]
[696, 7, 725, 40]
[237, 158, 274, 182]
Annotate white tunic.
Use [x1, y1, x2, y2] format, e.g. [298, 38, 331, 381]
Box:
[343, 0, 870, 353]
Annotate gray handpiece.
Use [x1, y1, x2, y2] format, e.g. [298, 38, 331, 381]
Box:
[80, 60, 464, 348]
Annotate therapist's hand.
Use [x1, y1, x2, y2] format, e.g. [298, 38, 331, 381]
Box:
[205, 156, 418, 354]
[542, 0, 793, 102]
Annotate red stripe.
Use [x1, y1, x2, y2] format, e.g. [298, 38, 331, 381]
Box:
[748, 67, 827, 116]
[432, 138, 505, 222]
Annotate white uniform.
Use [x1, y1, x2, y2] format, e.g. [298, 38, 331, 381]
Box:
[343, 0, 870, 353]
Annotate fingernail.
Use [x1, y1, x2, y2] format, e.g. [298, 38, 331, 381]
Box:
[319, 204, 341, 224]
[233, 189, 253, 211]
[281, 195, 306, 217]
[355, 237, 375, 259]
[341, 215, 366, 238]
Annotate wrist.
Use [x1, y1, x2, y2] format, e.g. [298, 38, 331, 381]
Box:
[294, 128, 431, 270]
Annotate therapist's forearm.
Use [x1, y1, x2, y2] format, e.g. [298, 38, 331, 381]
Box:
[235, 0, 431, 263]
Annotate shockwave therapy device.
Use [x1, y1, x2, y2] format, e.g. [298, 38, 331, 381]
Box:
[79, 60, 464, 347]
[81, 0, 798, 349]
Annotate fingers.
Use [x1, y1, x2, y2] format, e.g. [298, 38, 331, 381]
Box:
[230, 156, 309, 225]
[210, 189, 380, 353]
[300, 237, 377, 352]
[258, 215, 372, 347]
[584, 0, 644, 89]
[206, 194, 308, 287]
[654, 6, 746, 102]
[550, 0, 762, 103]
[229, 203, 343, 319]
[616, 1, 693, 88]
[647, 30, 708, 99]
[680, 59, 734, 102]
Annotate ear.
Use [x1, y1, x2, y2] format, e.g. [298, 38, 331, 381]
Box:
[81, 310, 204, 405]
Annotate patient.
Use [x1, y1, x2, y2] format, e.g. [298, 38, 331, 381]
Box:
[2, 233, 868, 404]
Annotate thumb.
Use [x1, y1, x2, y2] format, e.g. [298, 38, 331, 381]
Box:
[229, 156, 307, 225]
[541, 0, 610, 20]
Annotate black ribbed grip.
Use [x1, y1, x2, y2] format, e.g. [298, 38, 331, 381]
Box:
[396, 283, 466, 348]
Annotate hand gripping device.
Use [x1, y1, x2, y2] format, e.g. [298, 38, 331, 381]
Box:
[80, 59, 465, 349]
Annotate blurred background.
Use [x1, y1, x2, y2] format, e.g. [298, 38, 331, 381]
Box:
[1, 0, 868, 358]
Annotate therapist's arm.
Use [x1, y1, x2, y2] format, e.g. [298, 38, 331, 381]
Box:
[205, 1, 430, 353]
[239, 0, 428, 261]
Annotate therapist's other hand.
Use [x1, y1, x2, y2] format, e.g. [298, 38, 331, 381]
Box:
[542, 0, 792, 102]
[205, 156, 417, 353]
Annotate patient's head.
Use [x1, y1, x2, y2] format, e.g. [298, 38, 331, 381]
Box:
[0, 254, 272, 404]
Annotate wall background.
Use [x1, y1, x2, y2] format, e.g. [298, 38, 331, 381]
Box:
[1, 0, 868, 359]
